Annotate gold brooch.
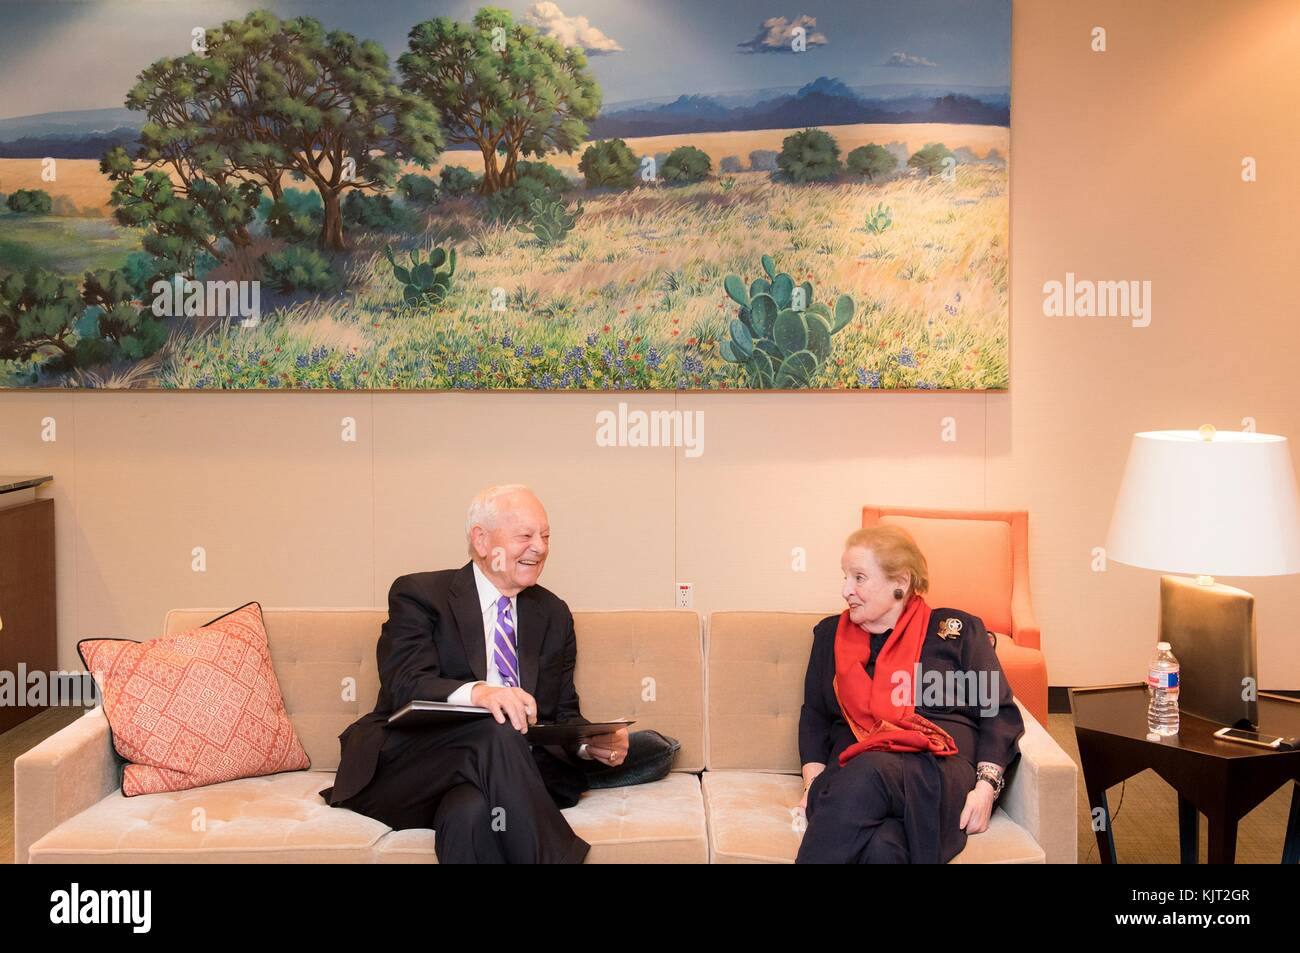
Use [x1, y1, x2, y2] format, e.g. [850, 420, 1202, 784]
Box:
[937, 617, 963, 640]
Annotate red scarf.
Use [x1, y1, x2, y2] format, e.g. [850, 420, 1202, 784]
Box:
[833, 593, 959, 766]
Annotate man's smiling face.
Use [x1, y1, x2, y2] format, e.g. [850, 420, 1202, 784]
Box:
[471, 490, 550, 596]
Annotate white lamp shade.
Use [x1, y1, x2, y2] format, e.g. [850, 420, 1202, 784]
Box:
[1105, 430, 1300, 576]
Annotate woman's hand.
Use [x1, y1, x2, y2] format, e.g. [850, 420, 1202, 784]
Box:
[798, 763, 826, 812]
[960, 780, 996, 834]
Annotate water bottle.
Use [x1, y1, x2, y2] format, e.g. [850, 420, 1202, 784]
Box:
[1147, 642, 1180, 736]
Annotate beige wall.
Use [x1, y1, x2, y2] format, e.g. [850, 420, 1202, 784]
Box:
[3, 0, 1299, 689]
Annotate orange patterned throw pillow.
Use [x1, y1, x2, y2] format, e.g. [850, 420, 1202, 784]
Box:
[77, 602, 309, 796]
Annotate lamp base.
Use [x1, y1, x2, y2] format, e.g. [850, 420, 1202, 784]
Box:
[1159, 574, 1258, 730]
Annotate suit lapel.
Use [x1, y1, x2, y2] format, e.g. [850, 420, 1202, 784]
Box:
[448, 562, 488, 682]
[517, 587, 546, 696]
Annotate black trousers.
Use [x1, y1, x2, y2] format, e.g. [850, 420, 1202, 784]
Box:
[334, 717, 589, 863]
[795, 749, 975, 864]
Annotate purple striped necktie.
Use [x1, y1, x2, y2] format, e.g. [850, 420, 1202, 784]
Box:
[493, 595, 520, 688]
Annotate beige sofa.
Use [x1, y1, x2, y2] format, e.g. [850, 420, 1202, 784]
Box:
[15, 607, 1077, 863]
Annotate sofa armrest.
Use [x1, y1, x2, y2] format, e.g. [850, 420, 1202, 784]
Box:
[1000, 700, 1077, 864]
[13, 707, 121, 864]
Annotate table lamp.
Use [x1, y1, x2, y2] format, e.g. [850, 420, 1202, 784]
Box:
[1105, 426, 1300, 729]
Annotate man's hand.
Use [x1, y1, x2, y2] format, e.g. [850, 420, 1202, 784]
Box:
[583, 726, 629, 766]
[471, 684, 538, 733]
[959, 780, 996, 834]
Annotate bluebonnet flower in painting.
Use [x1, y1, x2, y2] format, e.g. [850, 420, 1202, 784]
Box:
[233, 364, 243, 374]
[296, 354, 309, 369]
[268, 375, 280, 388]
[514, 345, 525, 358]
[446, 359, 457, 375]
[602, 348, 615, 365]
[617, 339, 628, 356]
[897, 347, 917, 368]
[195, 377, 210, 389]
[565, 346, 583, 364]
[530, 344, 543, 359]
[586, 332, 598, 346]
[683, 354, 704, 374]
[857, 369, 881, 388]
[458, 356, 476, 373]
[646, 348, 661, 370]
[916, 380, 936, 389]
[501, 334, 513, 348]
[490, 360, 499, 373]
[329, 371, 342, 387]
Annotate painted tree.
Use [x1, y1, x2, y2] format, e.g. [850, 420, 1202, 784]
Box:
[846, 144, 898, 181]
[106, 11, 443, 252]
[207, 13, 443, 249]
[399, 7, 600, 195]
[908, 142, 955, 177]
[102, 53, 261, 270]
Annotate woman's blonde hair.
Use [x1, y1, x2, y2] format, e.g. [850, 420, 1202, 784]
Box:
[843, 525, 930, 595]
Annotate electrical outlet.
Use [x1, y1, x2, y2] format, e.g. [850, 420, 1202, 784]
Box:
[676, 582, 694, 609]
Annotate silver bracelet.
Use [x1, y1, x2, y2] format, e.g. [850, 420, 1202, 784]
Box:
[975, 764, 1005, 799]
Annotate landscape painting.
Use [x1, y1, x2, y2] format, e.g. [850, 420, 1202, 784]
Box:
[0, 0, 1011, 390]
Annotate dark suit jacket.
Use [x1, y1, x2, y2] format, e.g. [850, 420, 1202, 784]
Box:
[798, 607, 1025, 771]
[321, 563, 590, 807]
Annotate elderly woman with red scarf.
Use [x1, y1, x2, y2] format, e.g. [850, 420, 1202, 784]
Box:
[795, 525, 1025, 864]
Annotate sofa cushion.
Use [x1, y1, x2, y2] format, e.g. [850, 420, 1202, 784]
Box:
[707, 611, 822, 772]
[79, 602, 309, 796]
[701, 770, 1044, 864]
[371, 772, 709, 864]
[30, 769, 708, 864]
[571, 611, 705, 773]
[28, 770, 382, 863]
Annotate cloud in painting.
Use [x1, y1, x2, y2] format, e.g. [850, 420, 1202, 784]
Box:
[737, 15, 829, 54]
[524, 2, 624, 55]
[883, 51, 939, 68]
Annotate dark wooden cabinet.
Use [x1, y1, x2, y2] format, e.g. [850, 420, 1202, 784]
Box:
[0, 493, 57, 735]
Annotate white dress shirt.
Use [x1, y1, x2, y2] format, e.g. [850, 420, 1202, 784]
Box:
[447, 562, 590, 758]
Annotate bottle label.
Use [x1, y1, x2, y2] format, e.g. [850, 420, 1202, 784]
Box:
[1148, 670, 1179, 691]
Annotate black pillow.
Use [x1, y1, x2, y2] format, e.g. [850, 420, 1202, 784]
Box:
[584, 729, 681, 789]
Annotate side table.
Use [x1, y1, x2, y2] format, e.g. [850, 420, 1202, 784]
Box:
[1070, 683, 1300, 864]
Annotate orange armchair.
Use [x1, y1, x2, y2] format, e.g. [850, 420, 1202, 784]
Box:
[861, 505, 1049, 727]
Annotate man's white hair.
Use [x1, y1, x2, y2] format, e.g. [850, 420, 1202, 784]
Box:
[465, 484, 535, 542]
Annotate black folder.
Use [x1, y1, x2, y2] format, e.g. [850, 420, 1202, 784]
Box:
[386, 701, 632, 743]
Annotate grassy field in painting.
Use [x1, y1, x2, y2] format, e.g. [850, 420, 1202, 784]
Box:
[0, 122, 1008, 390]
[0, 211, 138, 279]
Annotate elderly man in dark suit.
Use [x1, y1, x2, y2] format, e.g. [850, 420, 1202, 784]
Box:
[320, 484, 630, 863]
